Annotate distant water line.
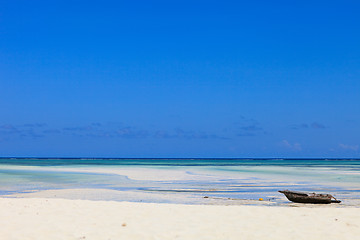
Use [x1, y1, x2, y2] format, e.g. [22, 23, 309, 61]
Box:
[1, 158, 360, 167]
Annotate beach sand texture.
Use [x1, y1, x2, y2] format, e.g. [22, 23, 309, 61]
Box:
[1, 198, 360, 240]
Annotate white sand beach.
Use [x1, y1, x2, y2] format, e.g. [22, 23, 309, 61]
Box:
[1, 197, 360, 240]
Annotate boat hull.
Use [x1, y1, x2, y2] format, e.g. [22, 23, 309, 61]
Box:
[279, 190, 341, 204]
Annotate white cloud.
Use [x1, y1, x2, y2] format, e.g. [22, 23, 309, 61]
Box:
[339, 143, 359, 151]
[281, 140, 302, 151]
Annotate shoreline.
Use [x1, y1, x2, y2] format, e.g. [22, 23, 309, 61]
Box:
[1, 197, 360, 240]
[6, 188, 360, 207]
[1, 164, 359, 207]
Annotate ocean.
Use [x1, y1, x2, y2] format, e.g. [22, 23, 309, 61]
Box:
[0, 158, 359, 206]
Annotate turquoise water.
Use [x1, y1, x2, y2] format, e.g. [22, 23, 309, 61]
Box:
[0, 158, 359, 206]
[1, 158, 360, 167]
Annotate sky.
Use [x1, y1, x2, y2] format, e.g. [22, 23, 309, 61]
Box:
[0, 0, 359, 158]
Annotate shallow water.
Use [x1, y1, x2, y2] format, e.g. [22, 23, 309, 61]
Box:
[0, 158, 359, 206]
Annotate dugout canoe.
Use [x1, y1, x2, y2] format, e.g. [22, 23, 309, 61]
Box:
[279, 190, 341, 204]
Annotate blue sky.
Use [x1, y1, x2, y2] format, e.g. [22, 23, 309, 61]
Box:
[1, 0, 359, 157]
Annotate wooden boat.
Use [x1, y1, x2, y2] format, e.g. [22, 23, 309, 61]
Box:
[279, 190, 341, 204]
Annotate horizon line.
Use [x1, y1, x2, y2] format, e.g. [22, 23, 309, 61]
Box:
[0, 157, 359, 160]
